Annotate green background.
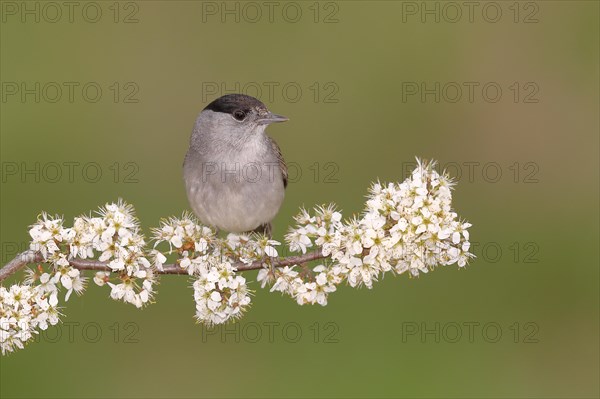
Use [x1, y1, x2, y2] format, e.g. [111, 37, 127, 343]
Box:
[1, 1, 598, 398]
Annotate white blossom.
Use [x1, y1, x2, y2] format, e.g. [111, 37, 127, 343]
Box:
[29, 213, 67, 260]
[192, 262, 252, 326]
[93, 272, 110, 287]
[279, 158, 474, 300]
[56, 267, 87, 301]
[0, 284, 60, 354]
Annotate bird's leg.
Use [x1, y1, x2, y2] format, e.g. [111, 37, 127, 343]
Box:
[250, 222, 276, 274]
[251, 222, 272, 239]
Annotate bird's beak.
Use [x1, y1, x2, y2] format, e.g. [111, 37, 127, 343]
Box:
[257, 112, 289, 125]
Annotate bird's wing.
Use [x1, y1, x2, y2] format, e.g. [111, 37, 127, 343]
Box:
[268, 136, 287, 188]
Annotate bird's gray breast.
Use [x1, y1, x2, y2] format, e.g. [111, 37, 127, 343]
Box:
[183, 137, 285, 233]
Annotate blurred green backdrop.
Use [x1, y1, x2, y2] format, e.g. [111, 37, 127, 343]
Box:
[1, 1, 598, 398]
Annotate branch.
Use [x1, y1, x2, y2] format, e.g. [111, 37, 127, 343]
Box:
[0, 160, 476, 354]
[0, 251, 44, 282]
[0, 249, 325, 282]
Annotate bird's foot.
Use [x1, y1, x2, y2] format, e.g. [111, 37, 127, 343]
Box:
[252, 222, 272, 239]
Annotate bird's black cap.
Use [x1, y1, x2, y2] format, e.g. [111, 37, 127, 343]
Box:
[204, 94, 266, 114]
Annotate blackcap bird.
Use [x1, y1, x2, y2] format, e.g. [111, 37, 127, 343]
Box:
[183, 94, 288, 236]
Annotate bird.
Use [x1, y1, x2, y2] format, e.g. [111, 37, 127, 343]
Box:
[183, 94, 288, 236]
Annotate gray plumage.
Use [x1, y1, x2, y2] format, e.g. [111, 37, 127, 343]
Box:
[183, 94, 288, 234]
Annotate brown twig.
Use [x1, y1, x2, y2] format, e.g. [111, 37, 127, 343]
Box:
[0, 249, 326, 282]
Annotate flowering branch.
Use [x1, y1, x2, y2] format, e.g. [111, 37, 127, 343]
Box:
[0, 159, 474, 355]
[0, 249, 325, 281]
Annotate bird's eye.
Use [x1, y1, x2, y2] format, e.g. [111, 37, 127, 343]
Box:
[233, 110, 247, 121]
